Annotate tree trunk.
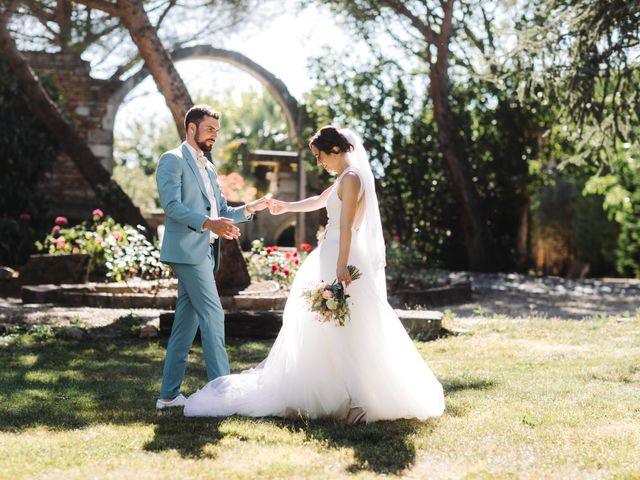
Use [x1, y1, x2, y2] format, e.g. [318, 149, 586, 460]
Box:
[0, 12, 150, 231]
[115, 0, 192, 137]
[429, 0, 492, 270]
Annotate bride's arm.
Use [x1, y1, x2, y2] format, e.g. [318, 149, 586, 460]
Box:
[336, 173, 361, 286]
[268, 185, 333, 214]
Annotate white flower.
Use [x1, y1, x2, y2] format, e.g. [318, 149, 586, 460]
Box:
[326, 299, 337, 310]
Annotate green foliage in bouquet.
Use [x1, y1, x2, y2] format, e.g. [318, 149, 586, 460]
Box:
[36, 210, 170, 282]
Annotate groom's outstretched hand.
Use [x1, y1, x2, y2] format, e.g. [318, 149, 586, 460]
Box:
[245, 196, 270, 215]
[203, 217, 241, 240]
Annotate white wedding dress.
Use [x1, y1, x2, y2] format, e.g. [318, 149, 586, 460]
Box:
[185, 137, 445, 422]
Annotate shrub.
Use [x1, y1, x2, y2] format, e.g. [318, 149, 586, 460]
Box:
[36, 210, 170, 282]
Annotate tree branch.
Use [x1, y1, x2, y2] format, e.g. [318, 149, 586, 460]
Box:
[109, 52, 141, 80]
[72, 0, 122, 17]
[379, 0, 439, 45]
[0, 4, 149, 231]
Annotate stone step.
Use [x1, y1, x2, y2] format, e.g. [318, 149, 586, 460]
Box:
[159, 309, 442, 340]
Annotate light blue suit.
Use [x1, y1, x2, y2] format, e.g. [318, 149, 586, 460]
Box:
[156, 142, 252, 398]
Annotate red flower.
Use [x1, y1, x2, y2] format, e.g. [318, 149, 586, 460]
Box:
[294, 259, 300, 265]
[19, 212, 31, 221]
[113, 231, 122, 242]
[292, 250, 298, 257]
[282, 268, 290, 276]
[54, 216, 68, 226]
[272, 264, 279, 272]
[270, 246, 279, 252]
[300, 243, 312, 252]
[265, 247, 273, 254]
[92, 209, 104, 219]
[51, 225, 61, 234]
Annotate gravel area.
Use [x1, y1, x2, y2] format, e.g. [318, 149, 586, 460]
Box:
[443, 272, 639, 320]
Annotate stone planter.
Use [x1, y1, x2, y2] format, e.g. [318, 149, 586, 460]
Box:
[19, 253, 91, 285]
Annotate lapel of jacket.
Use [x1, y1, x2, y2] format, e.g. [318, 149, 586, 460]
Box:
[181, 143, 209, 201]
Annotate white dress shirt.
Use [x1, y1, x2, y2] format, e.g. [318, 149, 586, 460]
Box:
[185, 142, 218, 242]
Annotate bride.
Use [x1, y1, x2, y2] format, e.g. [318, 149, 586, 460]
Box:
[184, 126, 445, 423]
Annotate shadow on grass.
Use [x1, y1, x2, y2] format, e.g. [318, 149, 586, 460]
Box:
[144, 414, 225, 459]
[1, 334, 434, 474]
[144, 414, 428, 474]
[441, 377, 496, 393]
[0, 336, 167, 432]
[279, 417, 427, 475]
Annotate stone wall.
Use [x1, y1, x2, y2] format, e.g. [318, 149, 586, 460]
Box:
[23, 51, 120, 221]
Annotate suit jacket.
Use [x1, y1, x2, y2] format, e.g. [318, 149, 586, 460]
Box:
[156, 143, 252, 272]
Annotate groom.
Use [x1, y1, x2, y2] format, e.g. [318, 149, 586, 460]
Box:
[155, 104, 268, 409]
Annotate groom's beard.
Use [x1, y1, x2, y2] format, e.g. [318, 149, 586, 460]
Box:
[195, 131, 215, 153]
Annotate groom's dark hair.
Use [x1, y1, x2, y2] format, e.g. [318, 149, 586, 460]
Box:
[184, 104, 221, 132]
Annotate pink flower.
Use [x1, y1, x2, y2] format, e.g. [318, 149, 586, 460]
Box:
[92, 209, 104, 220]
[54, 216, 68, 226]
[51, 225, 61, 234]
[322, 290, 333, 300]
[19, 212, 31, 221]
[282, 268, 290, 276]
[72, 247, 80, 254]
[393, 234, 400, 241]
[96, 225, 105, 233]
[56, 240, 66, 250]
[113, 231, 122, 242]
[285, 252, 292, 260]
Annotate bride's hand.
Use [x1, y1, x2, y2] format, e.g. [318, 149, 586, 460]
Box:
[336, 264, 352, 288]
[267, 199, 288, 215]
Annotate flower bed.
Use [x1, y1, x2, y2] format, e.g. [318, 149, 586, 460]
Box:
[35, 209, 170, 283]
[245, 238, 311, 288]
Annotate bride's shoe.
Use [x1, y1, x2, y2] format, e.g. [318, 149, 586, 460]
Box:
[347, 406, 366, 425]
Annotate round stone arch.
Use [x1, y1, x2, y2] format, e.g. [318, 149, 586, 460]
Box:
[104, 45, 305, 149]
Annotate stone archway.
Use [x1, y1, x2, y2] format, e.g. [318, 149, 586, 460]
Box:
[106, 46, 305, 149]
[106, 46, 313, 244]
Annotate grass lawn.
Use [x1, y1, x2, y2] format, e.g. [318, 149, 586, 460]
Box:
[1, 314, 639, 479]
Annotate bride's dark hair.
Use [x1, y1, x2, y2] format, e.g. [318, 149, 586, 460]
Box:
[309, 125, 354, 154]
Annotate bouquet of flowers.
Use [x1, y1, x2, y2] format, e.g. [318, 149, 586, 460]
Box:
[302, 265, 362, 326]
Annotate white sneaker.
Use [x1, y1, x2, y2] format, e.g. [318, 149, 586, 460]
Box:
[156, 394, 187, 410]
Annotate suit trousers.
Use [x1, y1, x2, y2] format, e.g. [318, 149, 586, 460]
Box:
[159, 245, 230, 398]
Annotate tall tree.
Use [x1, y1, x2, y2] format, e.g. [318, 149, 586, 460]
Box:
[514, 0, 640, 167]
[316, 0, 493, 270]
[0, 2, 149, 230]
[72, 0, 192, 137]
